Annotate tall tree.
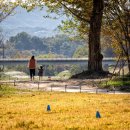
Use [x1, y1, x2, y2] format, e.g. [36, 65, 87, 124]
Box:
[22, 0, 104, 72]
[88, 0, 104, 71]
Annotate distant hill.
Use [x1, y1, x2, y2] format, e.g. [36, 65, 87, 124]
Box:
[0, 7, 65, 38]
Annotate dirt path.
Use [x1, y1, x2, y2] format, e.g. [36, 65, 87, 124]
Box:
[15, 79, 97, 89]
[1, 79, 129, 94]
[1, 71, 129, 94]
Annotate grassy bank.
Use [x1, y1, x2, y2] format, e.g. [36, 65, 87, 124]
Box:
[101, 75, 130, 91]
[0, 85, 130, 130]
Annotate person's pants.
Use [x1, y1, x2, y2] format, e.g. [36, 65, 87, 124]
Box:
[30, 69, 35, 78]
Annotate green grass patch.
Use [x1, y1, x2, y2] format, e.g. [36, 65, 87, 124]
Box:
[106, 80, 130, 87]
[0, 84, 18, 96]
[100, 76, 130, 91]
[0, 84, 31, 96]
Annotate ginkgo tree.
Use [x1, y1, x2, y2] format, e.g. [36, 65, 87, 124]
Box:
[104, 0, 130, 75]
[21, 0, 105, 73]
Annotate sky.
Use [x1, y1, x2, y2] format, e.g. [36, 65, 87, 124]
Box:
[0, 6, 66, 38]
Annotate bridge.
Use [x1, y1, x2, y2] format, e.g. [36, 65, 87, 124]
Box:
[0, 58, 118, 66]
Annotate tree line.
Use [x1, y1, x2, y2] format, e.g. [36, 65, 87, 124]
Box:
[6, 32, 114, 59]
[8, 32, 85, 58]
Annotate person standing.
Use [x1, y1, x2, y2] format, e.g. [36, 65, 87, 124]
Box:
[38, 65, 44, 80]
[28, 56, 36, 81]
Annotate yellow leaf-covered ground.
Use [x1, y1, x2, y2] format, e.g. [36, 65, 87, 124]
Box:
[0, 92, 130, 130]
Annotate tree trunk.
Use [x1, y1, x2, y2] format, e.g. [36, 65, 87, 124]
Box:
[88, 0, 104, 71]
[127, 57, 130, 75]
